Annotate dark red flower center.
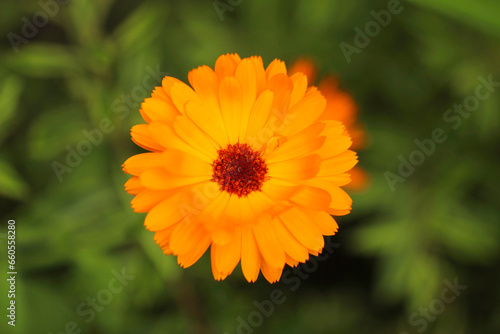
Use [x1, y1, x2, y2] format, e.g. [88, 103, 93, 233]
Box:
[211, 143, 268, 197]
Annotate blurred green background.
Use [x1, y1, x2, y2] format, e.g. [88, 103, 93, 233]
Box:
[1, 0, 500, 333]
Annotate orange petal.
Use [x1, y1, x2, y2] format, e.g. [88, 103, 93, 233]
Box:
[131, 124, 165, 152]
[266, 122, 326, 164]
[184, 100, 229, 147]
[253, 216, 286, 269]
[238, 196, 258, 226]
[177, 233, 211, 268]
[177, 235, 211, 268]
[213, 228, 242, 276]
[289, 72, 308, 107]
[241, 227, 261, 282]
[140, 97, 179, 123]
[267, 154, 321, 181]
[285, 255, 301, 268]
[211, 228, 234, 246]
[122, 152, 167, 175]
[151, 86, 171, 103]
[215, 54, 240, 80]
[188, 65, 221, 115]
[211, 245, 228, 281]
[235, 59, 258, 141]
[161, 76, 183, 96]
[244, 89, 274, 148]
[261, 179, 298, 201]
[124, 176, 145, 195]
[162, 149, 212, 177]
[264, 74, 292, 132]
[302, 209, 339, 236]
[170, 221, 207, 255]
[131, 189, 175, 212]
[265, 59, 287, 81]
[154, 224, 178, 250]
[148, 121, 213, 163]
[279, 87, 326, 138]
[260, 259, 283, 283]
[144, 194, 188, 231]
[316, 122, 353, 159]
[173, 116, 219, 159]
[170, 81, 201, 115]
[289, 186, 331, 211]
[248, 56, 267, 94]
[212, 195, 242, 232]
[279, 208, 324, 252]
[325, 185, 352, 210]
[320, 174, 352, 187]
[327, 208, 351, 216]
[303, 179, 353, 212]
[197, 191, 230, 232]
[219, 76, 243, 144]
[246, 190, 277, 217]
[271, 217, 309, 263]
[140, 168, 209, 190]
[229, 53, 242, 62]
[317, 150, 358, 176]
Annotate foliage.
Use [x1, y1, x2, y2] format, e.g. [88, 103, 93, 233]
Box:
[1, 0, 499, 333]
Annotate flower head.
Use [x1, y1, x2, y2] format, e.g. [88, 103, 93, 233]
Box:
[123, 53, 358, 283]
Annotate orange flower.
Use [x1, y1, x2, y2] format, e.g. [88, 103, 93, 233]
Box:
[290, 58, 368, 190]
[123, 54, 358, 283]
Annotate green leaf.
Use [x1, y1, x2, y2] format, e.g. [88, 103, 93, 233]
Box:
[414, 0, 500, 37]
[0, 75, 23, 143]
[112, 3, 167, 52]
[27, 105, 87, 161]
[0, 157, 29, 200]
[5, 43, 81, 78]
[68, 0, 111, 46]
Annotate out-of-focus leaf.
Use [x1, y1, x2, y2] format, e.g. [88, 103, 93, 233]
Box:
[295, 0, 341, 30]
[0, 75, 23, 143]
[27, 105, 87, 161]
[5, 43, 82, 78]
[352, 218, 417, 256]
[23, 280, 74, 334]
[436, 206, 499, 263]
[414, 0, 500, 37]
[405, 254, 442, 310]
[68, 0, 111, 46]
[0, 157, 29, 200]
[474, 94, 500, 139]
[112, 2, 166, 52]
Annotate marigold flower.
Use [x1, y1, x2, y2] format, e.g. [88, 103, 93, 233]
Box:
[123, 53, 358, 283]
[290, 58, 368, 190]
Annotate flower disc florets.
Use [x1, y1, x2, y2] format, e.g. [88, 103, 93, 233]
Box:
[211, 143, 268, 197]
